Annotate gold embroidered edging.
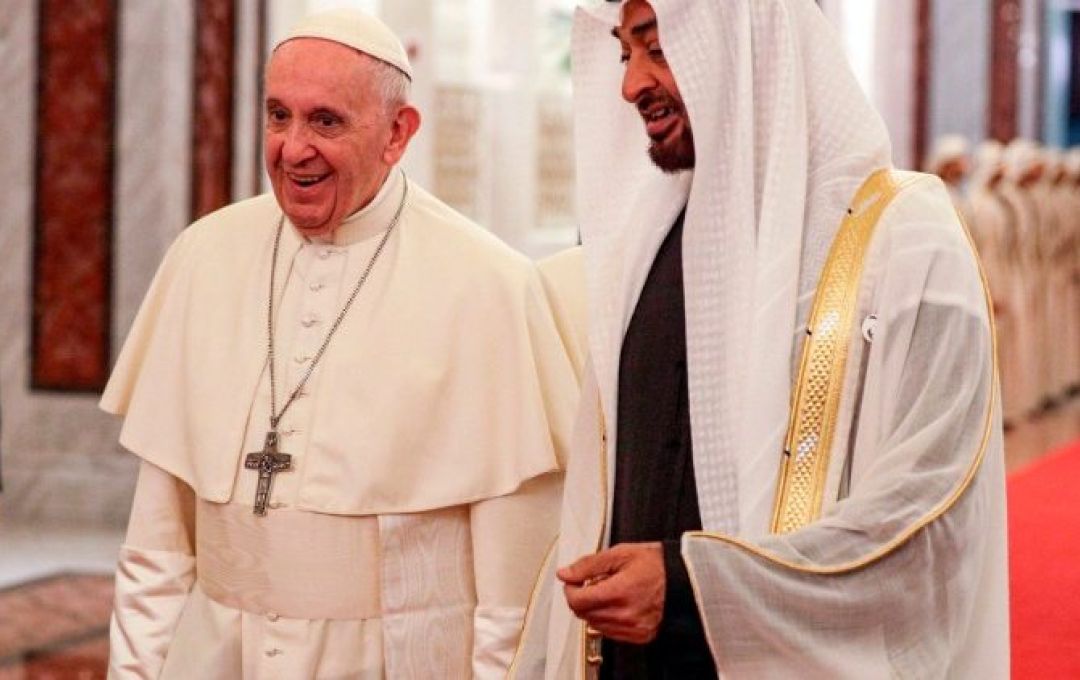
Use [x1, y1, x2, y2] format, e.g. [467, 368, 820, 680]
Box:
[580, 394, 610, 678]
[687, 179, 1000, 575]
[770, 170, 914, 534]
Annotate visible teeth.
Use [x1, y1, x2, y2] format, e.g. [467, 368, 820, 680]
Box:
[292, 175, 324, 187]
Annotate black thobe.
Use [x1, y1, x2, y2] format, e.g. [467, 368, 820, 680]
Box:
[600, 212, 718, 679]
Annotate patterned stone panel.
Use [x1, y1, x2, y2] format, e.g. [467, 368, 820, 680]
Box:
[32, 0, 117, 392]
[536, 96, 576, 230]
[434, 85, 483, 219]
[192, 0, 236, 220]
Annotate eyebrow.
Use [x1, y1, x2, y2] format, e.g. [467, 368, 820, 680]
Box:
[611, 18, 658, 40]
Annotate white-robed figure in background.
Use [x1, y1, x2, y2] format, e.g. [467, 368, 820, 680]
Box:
[511, 1, 1008, 678]
[967, 140, 1024, 426]
[1064, 149, 1080, 395]
[998, 139, 1047, 417]
[102, 9, 577, 679]
[925, 134, 972, 220]
[1034, 149, 1078, 403]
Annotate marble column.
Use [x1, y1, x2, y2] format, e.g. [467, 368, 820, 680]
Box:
[929, 0, 990, 145]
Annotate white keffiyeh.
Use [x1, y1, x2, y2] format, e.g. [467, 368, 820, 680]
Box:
[512, 1, 1008, 677]
[572, 0, 890, 534]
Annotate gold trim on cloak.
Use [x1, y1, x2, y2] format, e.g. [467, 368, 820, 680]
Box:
[770, 169, 916, 534]
[681, 174, 999, 576]
[680, 175, 999, 669]
[581, 395, 609, 678]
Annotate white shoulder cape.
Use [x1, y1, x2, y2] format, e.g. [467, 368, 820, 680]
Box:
[101, 185, 578, 515]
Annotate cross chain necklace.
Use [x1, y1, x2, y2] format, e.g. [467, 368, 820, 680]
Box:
[245, 172, 409, 515]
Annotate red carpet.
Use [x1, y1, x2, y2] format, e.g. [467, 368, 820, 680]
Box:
[1009, 438, 1080, 679]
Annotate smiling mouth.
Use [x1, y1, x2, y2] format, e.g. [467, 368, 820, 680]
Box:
[288, 172, 329, 189]
[643, 107, 678, 140]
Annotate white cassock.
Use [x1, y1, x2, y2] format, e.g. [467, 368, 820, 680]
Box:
[102, 168, 579, 679]
[512, 1, 1008, 678]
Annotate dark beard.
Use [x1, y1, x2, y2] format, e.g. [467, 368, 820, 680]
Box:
[648, 125, 696, 173]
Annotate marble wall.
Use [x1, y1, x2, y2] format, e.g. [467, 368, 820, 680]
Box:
[0, 0, 577, 530]
[930, 0, 991, 146]
[0, 0, 234, 529]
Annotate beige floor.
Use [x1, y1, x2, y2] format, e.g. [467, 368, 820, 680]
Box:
[0, 525, 122, 591]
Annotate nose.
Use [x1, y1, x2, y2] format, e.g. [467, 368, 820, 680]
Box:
[280, 124, 316, 166]
[621, 55, 657, 104]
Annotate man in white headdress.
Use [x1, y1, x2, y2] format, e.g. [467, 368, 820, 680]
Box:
[967, 141, 1024, 426]
[925, 134, 972, 218]
[1064, 148, 1080, 395]
[998, 139, 1047, 417]
[511, 1, 1008, 677]
[102, 9, 577, 679]
[1033, 148, 1078, 404]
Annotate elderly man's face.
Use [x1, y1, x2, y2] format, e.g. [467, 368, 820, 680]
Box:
[264, 39, 395, 237]
[614, 0, 694, 172]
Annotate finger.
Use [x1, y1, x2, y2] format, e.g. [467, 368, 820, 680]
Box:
[556, 548, 626, 584]
[563, 573, 629, 614]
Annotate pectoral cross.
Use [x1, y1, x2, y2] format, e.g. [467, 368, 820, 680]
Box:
[245, 431, 292, 516]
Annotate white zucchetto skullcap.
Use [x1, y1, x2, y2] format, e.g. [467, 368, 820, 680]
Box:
[275, 9, 413, 80]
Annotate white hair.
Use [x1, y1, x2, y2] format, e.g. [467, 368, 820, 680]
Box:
[363, 54, 411, 113]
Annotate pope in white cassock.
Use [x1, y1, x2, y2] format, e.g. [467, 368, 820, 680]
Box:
[511, 1, 1009, 678]
[101, 9, 578, 679]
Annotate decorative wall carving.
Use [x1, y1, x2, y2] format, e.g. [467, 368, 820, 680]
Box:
[32, 0, 118, 391]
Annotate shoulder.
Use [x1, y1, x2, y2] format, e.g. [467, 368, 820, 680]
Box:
[885, 172, 965, 234]
[403, 182, 535, 285]
[879, 171, 975, 259]
[537, 247, 587, 317]
[871, 171, 988, 317]
[157, 194, 279, 275]
[182, 193, 280, 246]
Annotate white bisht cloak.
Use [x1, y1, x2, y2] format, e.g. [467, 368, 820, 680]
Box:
[512, 1, 1008, 677]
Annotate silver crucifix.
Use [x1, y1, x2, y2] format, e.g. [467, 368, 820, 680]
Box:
[245, 431, 293, 516]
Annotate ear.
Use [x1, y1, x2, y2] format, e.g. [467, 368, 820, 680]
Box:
[382, 104, 422, 166]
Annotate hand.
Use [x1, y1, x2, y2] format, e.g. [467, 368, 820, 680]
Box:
[556, 542, 665, 644]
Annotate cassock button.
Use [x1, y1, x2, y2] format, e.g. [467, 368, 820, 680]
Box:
[268, 501, 283, 510]
[309, 282, 326, 292]
[265, 648, 283, 658]
[267, 612, 280, 622]
[294, 354, 311, 364]
[318, 248, 333, 260]
[301, 314, 319, 328]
